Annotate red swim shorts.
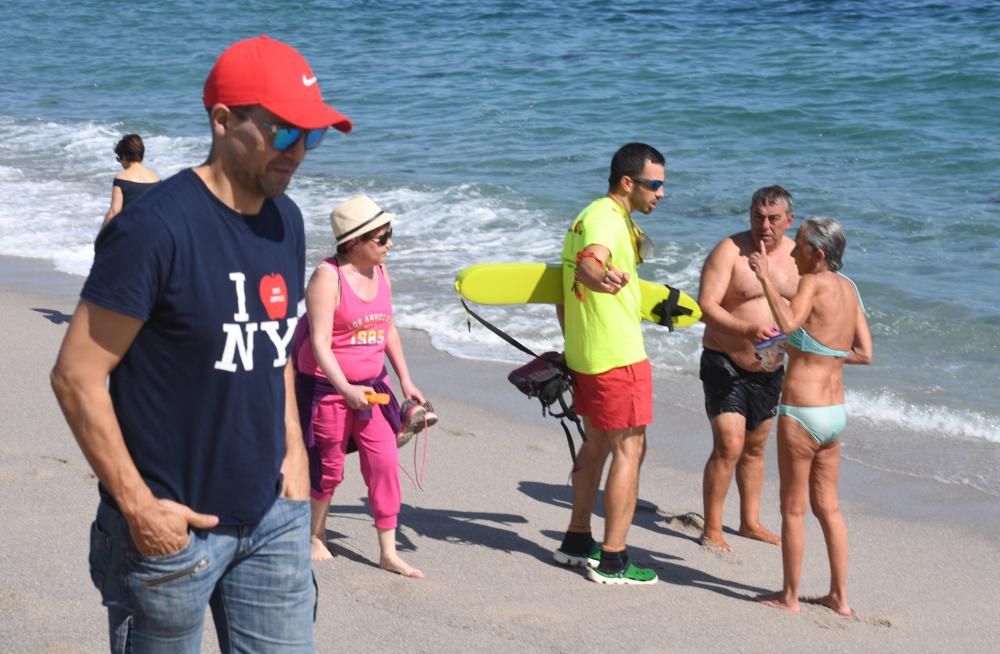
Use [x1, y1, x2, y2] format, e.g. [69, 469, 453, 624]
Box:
[572, 359, 653, 431]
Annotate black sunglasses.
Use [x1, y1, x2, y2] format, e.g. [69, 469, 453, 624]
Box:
[365, 227, 393, 246]
[631, 177, 664, 191]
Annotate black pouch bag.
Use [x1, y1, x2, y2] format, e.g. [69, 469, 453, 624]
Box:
[507, 352, 586, 464]
[507, 351, 572, 407]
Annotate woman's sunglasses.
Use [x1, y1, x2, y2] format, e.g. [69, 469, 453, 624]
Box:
[365, 227, 393, 246]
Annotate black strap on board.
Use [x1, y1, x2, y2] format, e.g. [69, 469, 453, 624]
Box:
[649, 284, 695, 332]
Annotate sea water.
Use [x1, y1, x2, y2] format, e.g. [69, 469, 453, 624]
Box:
[1, 1, 997, 495]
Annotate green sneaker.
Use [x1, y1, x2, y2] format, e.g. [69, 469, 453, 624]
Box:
[553, 544, 601, 569]
[587, 562, 658, 585]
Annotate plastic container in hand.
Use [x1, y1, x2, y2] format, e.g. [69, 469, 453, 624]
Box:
[754, 334, 787, 372]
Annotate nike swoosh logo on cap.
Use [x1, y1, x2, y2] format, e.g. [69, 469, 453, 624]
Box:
[302, 75, 318, 87]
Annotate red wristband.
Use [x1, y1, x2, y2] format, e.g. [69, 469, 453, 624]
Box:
[575, 250, 605, 268]
[573, 250, 606, 302]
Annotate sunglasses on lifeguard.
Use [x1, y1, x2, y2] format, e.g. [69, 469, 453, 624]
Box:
[631, 177, 664, 192]
[231, 107, 327, 152]
[366, 227, 393, 246]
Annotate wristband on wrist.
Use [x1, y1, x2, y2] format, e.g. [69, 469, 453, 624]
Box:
[575, 249, 605, 269]
[573, 250, 606, 301]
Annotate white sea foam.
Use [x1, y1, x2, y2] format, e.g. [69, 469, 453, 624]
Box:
[4, 115, 998, 453]
[362, 182, 709, 374]
[0, 116, 202, 275]
[847, 388, 1000, 444]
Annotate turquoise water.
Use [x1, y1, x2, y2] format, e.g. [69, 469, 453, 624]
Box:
[1, 1, 998, 490]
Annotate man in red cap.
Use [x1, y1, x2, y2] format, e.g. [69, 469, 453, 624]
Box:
[51, 35, 350, 652]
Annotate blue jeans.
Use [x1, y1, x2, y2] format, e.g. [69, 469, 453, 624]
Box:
[89, 496, 316, 653]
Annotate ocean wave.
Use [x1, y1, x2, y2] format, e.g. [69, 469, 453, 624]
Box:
[4, 114, 999, 456]
[0, 116, 203, 275]
[847, 389, 1000, 444]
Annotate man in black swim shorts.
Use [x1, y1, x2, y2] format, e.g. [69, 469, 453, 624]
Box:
[701, 348, 784, 431]
[696, 185, 800, 552]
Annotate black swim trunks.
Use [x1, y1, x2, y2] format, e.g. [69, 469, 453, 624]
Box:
[700, 348, 783, 431]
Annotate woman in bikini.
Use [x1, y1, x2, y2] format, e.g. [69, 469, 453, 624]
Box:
[294, 195, 433, 577]
[103, 134, 160, 226]
[748, 217, 872, 616]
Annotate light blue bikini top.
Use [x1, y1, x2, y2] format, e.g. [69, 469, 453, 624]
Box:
[786, 273, 865, 358]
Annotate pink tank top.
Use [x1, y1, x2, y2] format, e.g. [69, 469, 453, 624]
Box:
[296, 258, 393, 382]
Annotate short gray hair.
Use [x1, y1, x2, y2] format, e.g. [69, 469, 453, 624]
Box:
[750, 185, 793, 213]
[800, 217, 846, 272]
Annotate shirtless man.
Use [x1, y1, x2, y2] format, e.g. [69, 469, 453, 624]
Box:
[698, 185, 800, 552]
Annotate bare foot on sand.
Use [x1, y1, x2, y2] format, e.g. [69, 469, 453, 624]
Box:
[804, 594, 853, 617]
[699, 531, 732, 553]
[311, 537, 336, 561]
[380, 554, 424, 579]
[739, 523, 782, 545]
[756, 591, 800, 613]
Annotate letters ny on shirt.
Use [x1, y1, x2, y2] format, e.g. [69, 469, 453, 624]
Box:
[214, 272, 298, 372]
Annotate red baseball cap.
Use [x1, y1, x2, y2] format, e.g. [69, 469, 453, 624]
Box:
[203, 35, 352, 132]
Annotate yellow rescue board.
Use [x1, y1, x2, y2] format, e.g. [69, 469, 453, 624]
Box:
[455, 262, 701, 329]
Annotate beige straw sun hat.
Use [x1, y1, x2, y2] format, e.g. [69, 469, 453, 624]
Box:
[330, 195, 395, 245]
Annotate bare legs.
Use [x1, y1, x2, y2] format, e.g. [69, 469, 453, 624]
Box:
[566, 418, 646, 553]
[809, 440, 850, 615]
[310, 497, 336, 561]
[735, 421, 780, 545]
[602, 425, 647, 551]
[701, 413, 780, 551]
[757, 417, 850, 615]
[311, 498, 423, 579]
[378, 527, 424, 579]
[566, 420, 611, 535]
[756, 422, 811, 612]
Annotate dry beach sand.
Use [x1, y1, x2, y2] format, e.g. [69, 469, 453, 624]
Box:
[1, 254, 998, 653]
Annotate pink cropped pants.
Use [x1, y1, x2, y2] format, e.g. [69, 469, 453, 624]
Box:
[309, 393, 401, 530]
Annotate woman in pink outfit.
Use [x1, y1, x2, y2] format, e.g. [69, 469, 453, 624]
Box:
[295, 195, 426, 577]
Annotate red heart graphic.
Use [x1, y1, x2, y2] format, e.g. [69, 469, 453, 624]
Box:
[259, 273, 288, 320]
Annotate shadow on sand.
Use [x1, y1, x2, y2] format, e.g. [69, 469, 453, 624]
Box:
[328, 501, 552, 569]
[519, 480, 769, 599]
[32, 307, 72, 324]
[328, 480, 768, 600]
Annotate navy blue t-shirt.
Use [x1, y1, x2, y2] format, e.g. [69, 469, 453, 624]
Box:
[83, 168, 305, 525]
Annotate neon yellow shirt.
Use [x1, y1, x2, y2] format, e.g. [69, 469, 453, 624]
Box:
[561, 196, 646, 374]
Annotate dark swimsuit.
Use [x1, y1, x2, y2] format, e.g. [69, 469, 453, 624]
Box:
[113, 178, 158, 208]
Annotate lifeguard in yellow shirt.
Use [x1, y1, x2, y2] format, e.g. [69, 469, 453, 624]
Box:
[553, 142, 666, 585]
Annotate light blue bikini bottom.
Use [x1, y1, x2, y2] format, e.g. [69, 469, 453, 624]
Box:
[778, 404, 847, 446]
